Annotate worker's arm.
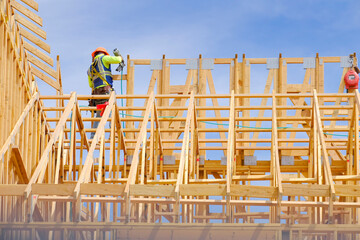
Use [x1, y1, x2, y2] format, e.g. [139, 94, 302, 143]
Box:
[102, 55, 123, 68]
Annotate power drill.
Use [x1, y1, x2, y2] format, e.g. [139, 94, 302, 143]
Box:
[113, 48, 126, 72]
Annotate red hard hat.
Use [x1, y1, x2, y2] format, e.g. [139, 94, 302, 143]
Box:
[92, 47, 109, 58]
[344, 69, 359, 90]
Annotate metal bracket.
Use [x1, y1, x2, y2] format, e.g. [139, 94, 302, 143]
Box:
[303, 57, 315, 69]
[157, 155, 176, 165]
[150, 59, 162, 71]
[281, 156, 294, 166]
[126, 155, 133, 165]
[267, 58, 279, 69]
[199, 155, 205, 165]
[202, 58, 214, 70]
[221, 156, 227, 165]
[340, 56, 352, 68]
[244, 156, 257, 166]
[186, 59, 199, 70]
[321, 156, 332, 166]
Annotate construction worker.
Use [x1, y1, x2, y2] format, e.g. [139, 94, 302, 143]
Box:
[88, 47, 123, 138]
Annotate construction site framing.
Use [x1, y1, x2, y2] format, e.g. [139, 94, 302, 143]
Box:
[1, 0, 360, 239]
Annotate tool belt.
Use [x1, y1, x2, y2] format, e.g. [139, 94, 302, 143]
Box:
[89, 86, 112, 106]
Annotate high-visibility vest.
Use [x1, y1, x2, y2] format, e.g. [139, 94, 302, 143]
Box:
[87, 55, 113, 89]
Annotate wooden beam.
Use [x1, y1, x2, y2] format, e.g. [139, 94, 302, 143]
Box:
[180, 184, 226, 196]
[130, 185, 175, 197]
[283, 185, 329, 197]
[10, 146, 28, 184]
[32, 183, 75, 196]
[19, 26, 50, 53]
[230, 185, 277, 198]
[15, 13, 45, 39]
[20, 0, 38, 11]
[11, 0, 42, 26]
[30, 66, 59, 90]
[80, 183, 125, 196]
[0, 185, 27, 196]
[27, 53, 57, 78]
[23, 41, 52, 65]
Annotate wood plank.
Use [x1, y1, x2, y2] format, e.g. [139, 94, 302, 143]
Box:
[19, 26, 50, 53]
[10, 146, 28, 184]
[113, 74, 127, 81]
[15, 13, 45, 39]
[169, 85, 193, 94]
[27, 53, 57, 78]
[0, 185, 27, 196]
[230, 185, 277, 198]
[283, 184, 329, 197]
[10, 0, 42, 26]
[24, 41, 53, 66]
[281, 150, 309, 156]
[32, 183, 75, 196]
[30, 66, 59, 90]
[335, 185, 360, 197]
[20, 0, 38, 11]
[80, 183, 125, 196]
[130, 185, 175, 197]
[180, 184, 226, 196]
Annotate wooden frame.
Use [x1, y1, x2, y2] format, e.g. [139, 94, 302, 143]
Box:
[2, 0, 360, 239]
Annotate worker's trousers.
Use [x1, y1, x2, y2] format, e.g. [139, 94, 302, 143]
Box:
[90, 111, 101, 139]
[89, 86, 112, 139]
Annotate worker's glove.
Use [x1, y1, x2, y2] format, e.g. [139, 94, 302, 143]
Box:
[116, 61, 125, 72]
[113, 48, 126, 72]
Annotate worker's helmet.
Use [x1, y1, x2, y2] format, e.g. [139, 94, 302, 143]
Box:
[92, 47, 109, 58]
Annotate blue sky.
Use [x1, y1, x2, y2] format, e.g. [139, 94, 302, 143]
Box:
[35, 0, 360, 95]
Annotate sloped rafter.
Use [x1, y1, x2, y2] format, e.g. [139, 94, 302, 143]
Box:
[271, 91, 283, 223]
[74, 91, 116, 198]
[175, 92, 194, 221]
[226, 91, 235, 223]
[313, 90, 336, 223]
[124, 92, 155, 222]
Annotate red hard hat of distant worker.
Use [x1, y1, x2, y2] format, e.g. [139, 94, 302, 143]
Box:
[344, 69, 359, 90]
[91, 47, 109, 58]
